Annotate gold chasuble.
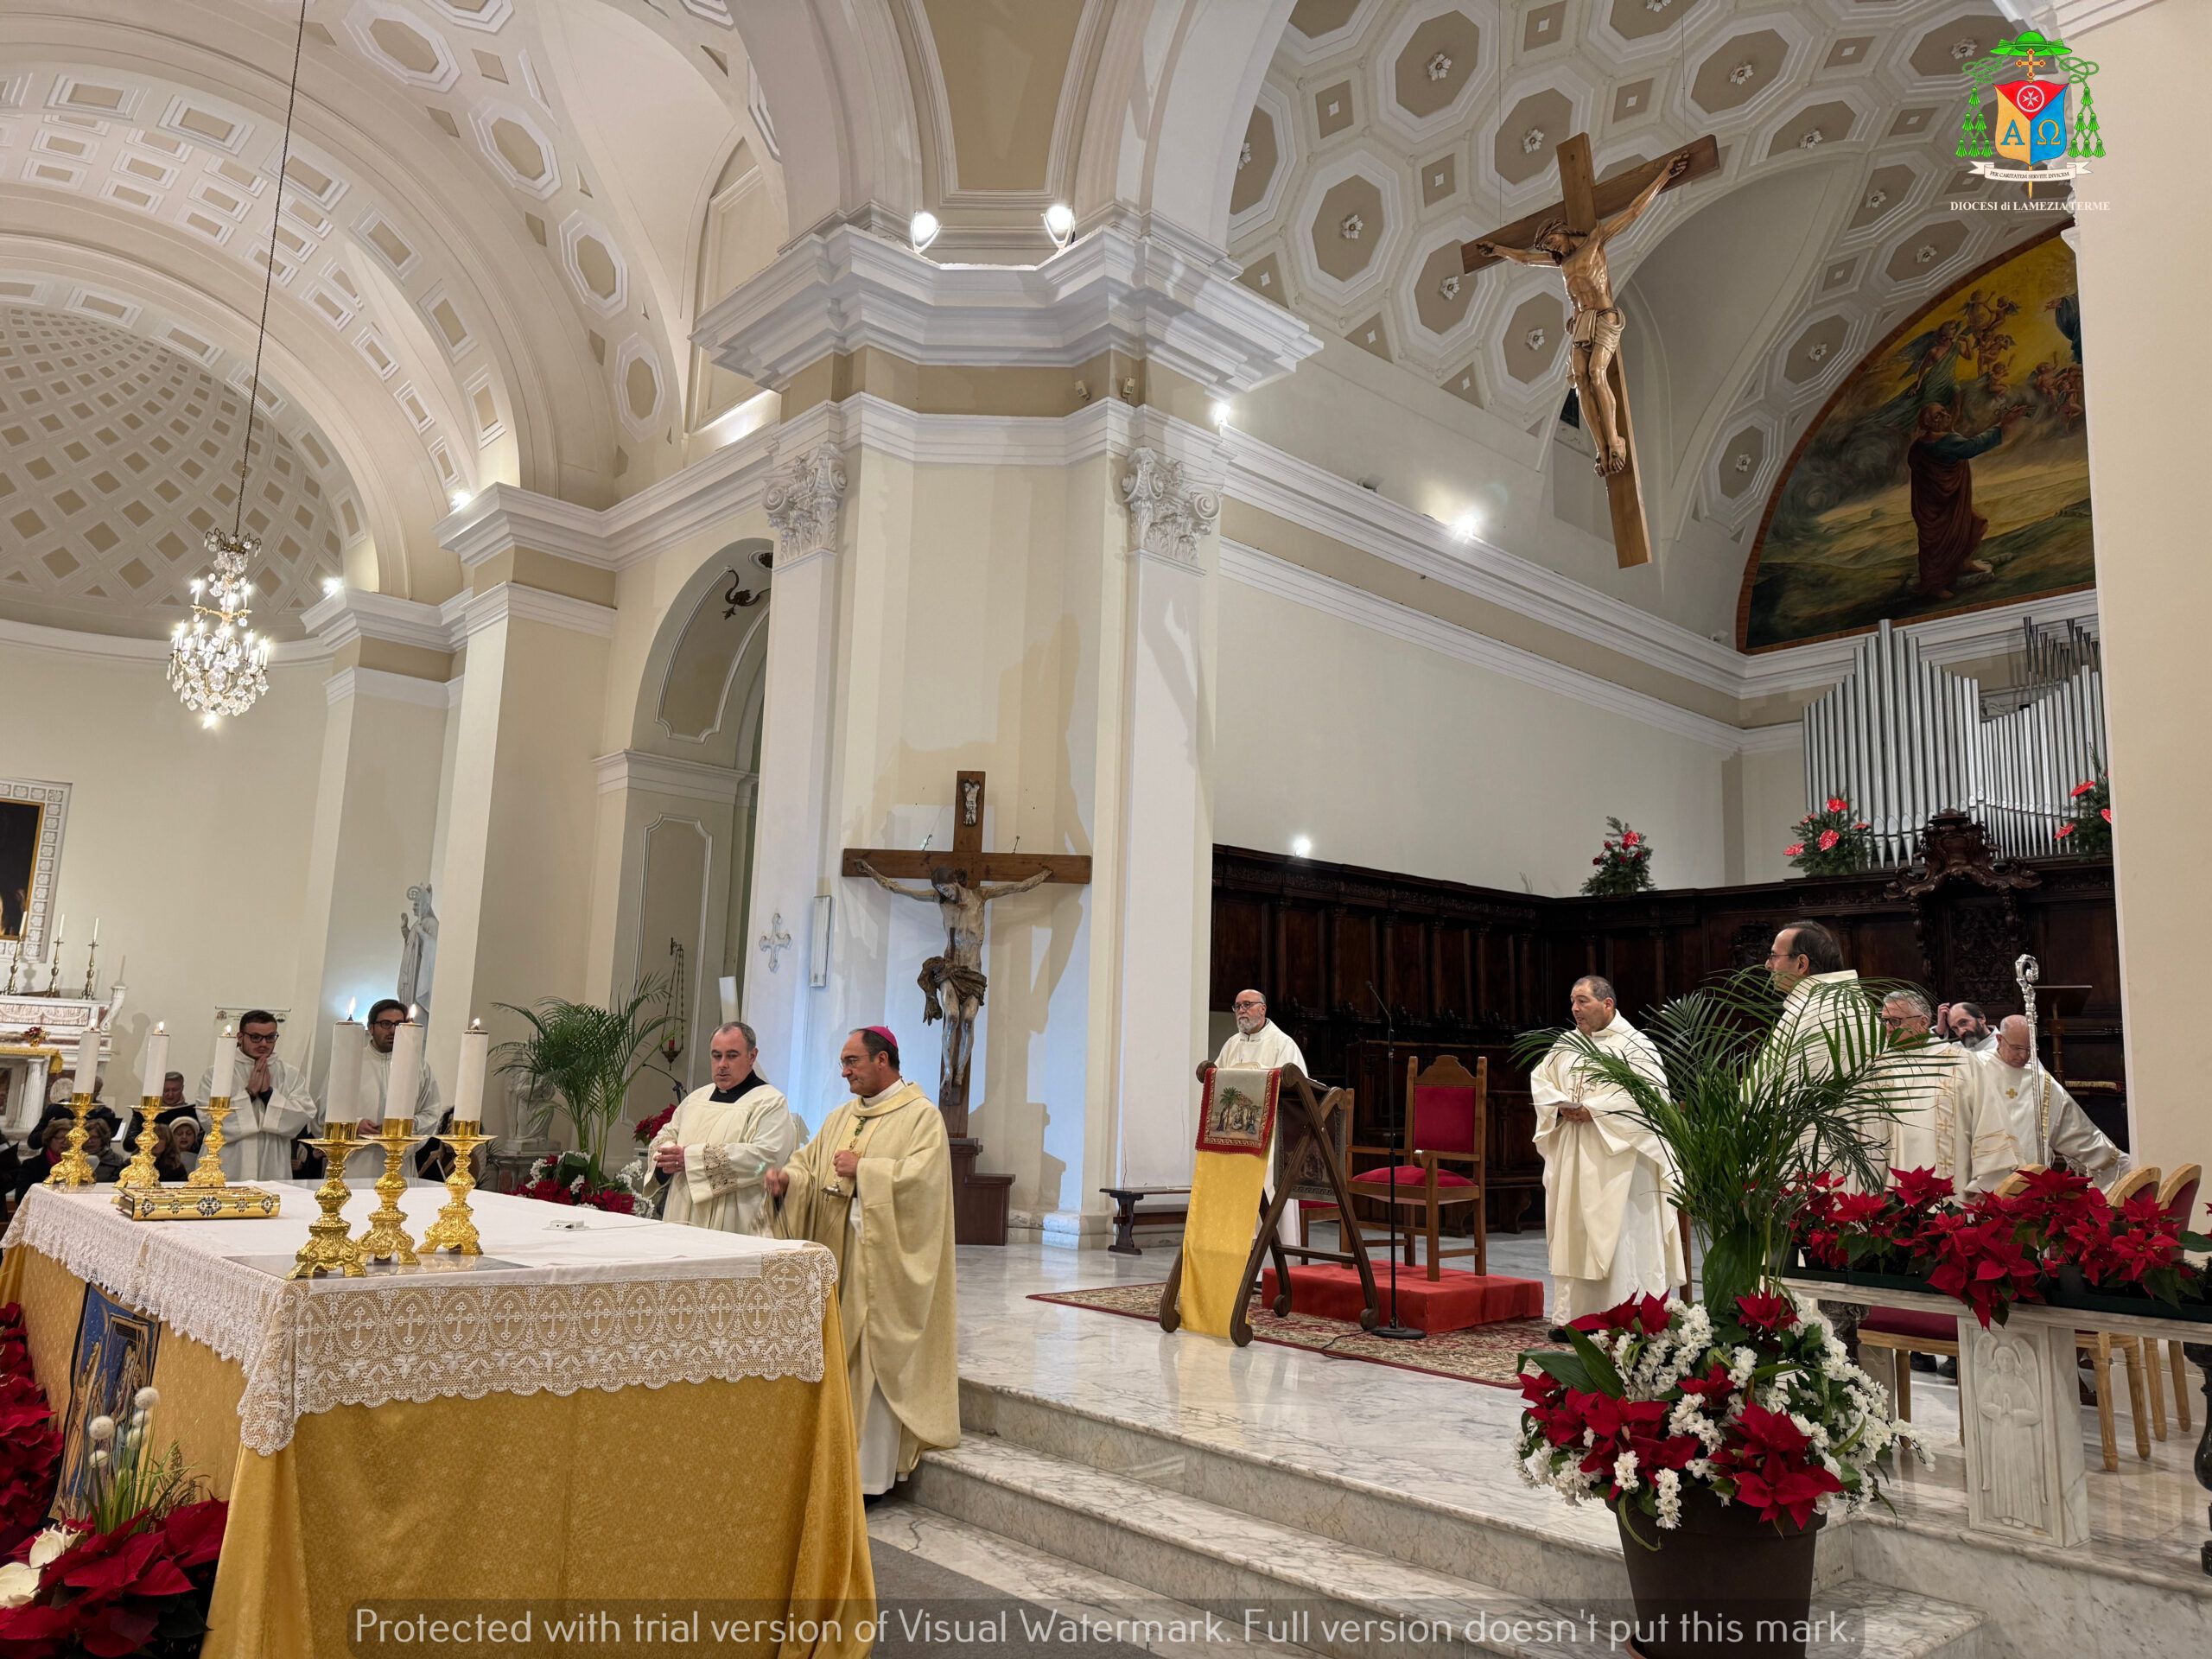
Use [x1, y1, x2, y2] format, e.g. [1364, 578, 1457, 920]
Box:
[1177, 1067, 1280, 1338]
[773, 1080, 959, 1492]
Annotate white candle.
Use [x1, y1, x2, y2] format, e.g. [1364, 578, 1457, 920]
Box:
[73, 1021, 100, 1097]
[141, 1023, 168, 1102]
[327, 1019, 365, 1127]
[388, 1009, 426, 1125]
[454, 1018, 488, 1123]
[90, 918, 99, 945]
[211, 1026, 234, 1098]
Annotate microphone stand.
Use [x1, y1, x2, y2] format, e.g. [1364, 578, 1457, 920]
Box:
[1368, 982, 1423, 1341]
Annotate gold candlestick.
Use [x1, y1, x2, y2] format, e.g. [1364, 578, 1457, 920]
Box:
[114, 1096, 162, 1192]
[355, 1119, 421, 1266]
[189, 1096, 233, 1187]
[289, 1126, 366, 1280]
[43, 1093, 97, 1187]
[418, 1120, 489, 1256]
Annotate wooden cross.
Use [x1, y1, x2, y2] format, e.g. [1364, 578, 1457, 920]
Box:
[838, 771, 1090, 887]
[1462, 133, 1719, 569]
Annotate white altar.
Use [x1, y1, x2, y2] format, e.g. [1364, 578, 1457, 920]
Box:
[0, 990, 116, 1136]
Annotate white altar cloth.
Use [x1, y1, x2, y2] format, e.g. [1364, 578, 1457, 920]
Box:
[3, 1185, 835, 1454]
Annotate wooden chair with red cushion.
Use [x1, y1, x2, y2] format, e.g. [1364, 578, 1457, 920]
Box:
[2154, 1162, 2202, 1434]
[1346, 1054, 1486, 1281]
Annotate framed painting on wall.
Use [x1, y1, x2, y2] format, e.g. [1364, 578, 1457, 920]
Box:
[0, 778, 68, 961]
[1738, 226, 2091, 652]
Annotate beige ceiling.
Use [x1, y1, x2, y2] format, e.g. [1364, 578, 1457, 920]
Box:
[1229, 0, 2037, 541]
[0, 302, 346, 639]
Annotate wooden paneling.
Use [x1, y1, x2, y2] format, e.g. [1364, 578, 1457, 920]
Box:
[1214, 842, 2128, 1225]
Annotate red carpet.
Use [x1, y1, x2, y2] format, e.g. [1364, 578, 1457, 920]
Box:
[1260, 1263, 1542, 1332]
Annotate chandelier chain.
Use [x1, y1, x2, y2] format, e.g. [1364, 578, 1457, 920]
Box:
[234, 0, 311, 538]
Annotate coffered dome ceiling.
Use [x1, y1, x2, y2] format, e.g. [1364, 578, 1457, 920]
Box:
[0, 300, 348, 639]
[1228, 0, 2043, 545]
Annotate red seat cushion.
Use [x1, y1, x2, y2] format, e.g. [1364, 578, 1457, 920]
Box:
[1860, 1306, 1959, 1343]
[1350, 1164, 1475, 1189]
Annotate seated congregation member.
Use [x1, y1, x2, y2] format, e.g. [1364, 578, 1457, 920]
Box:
[195, 1010, 319, 1182]
[79, 1109, 129, 1183]
[12, 1108, 75, 1198]
[645, 1021, 798, 1236]
[767, 1027, 958, 1497]
[1962, 1015, 2130, 1192]
[1529, 976, 1683, 1329]
[155, 1109, 203, 1182]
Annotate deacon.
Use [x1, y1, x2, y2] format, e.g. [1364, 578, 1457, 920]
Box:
[1961, 1014, 2131, 1192]
[1215, 990, 1306, 1242]
[766, 1027, 958, 1497]
[1530, 976, 1683, 1325]
[345, 1000, 443, 1181]
[645, 1021, 799, 1235]
[1873, 991, 1973, 1183]
[194, 1010, 320, 1182]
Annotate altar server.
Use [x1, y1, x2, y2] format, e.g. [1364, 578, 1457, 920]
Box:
[1874, 991, 1973, 1183]
[194, 1010, 319, 1183]
[767, 1027, 958, 1497]
[1214, 989, 1306, 1241]
[344, 1000, 443, 1181]
[1961, 1015, 2131, 1192]
[1530, 976, 1684, 1324]
[645, 1020, 798, 1235]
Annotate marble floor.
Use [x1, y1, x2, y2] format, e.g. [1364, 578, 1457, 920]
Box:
[941, 1226, 2212, 1592]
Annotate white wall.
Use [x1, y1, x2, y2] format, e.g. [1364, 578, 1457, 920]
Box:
[1215, 579, 1731, 897]
[0, 644, 327, 1097]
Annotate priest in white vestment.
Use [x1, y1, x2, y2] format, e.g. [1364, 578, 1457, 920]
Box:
[1214, 990, 1306, 1242]
[645, 1020, 799, 1235]
[340, 999, 445, 1182]
[1530, 976, 1684, 1325]
[1873, 991, 1973, 1184]
[1961, 1016, 2130, 1192]
[768, 1027, 958, 1497]
[193, 1010, 319, 1183]
[1758, 920, 1888, 1190]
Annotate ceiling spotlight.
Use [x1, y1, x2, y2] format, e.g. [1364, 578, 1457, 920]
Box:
[1452, 512, 1481, 543]
[1042, 202, 1076, 250]
[909, 210, 942, 253]
[1211, 400, 1234, 427]
[1290, 836, 1313, 859]
[449, 488, 473, 511]
[321, 575, 343, 597]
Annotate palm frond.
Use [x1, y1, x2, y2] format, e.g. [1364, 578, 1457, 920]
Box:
[493, 975, 672, 1177]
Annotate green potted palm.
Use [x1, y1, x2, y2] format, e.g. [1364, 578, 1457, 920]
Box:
[1510, 969, 1944, 1659]
[496, 978, 673, 1214]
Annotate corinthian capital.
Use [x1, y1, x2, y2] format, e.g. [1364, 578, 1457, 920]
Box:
[1120, 447, 1219, 569]
[763, 442, 849, 565]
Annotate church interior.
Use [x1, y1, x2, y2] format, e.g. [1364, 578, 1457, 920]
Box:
[0, 0, 2204, 1654]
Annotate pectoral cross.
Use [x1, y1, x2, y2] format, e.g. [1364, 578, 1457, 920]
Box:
[841, 770, 1091, 1135]
[1463, 133, 1718, 569]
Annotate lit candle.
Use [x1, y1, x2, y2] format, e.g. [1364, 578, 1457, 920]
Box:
[73, 1020, 100, 1098]
[327, 1016, 365, 1130]
[90, 918, 99, 945]
[140, 1022, 168, 1103]
[454, 1017, 488, 1127]
[211, 1026, 235, 1099]
[387, 1007, 426, 1127]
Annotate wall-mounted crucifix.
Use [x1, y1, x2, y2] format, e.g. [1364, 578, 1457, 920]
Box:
[841, 770, 1090, 1137]
[1462, 132, 1718, 569]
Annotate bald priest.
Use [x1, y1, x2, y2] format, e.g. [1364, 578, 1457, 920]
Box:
[767, 1027, 958, 1497]
[645, 1020, 800, 1236]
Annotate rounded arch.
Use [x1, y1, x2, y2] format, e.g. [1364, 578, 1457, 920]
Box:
[629, 538, 777, 772]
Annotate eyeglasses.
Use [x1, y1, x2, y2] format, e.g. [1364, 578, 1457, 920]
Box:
[1232, 1000, 1264, 1010]
[368, 1017, 403, 1031]
[238, 1030, 278, 1044]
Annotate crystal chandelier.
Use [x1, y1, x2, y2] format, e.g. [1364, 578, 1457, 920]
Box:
[168, 0, 307, 722]
[168, 528, 270, 716]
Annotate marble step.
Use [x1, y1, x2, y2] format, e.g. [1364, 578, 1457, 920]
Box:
[911, 1433, 1986, 1659]
[958, 1376, 1854, 1604]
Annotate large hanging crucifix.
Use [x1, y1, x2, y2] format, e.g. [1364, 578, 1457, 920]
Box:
[1462, 133, 1719, 569]
[841, 771, 1090, 1137]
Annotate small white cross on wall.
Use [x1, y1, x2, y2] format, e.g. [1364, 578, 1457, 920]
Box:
[758, 911, 793, 973]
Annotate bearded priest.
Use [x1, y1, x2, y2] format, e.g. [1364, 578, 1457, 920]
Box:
[1530, 976, 1684, 1326]
[645, 1020, 800, 1235]
[766, 1027, 958, 1497]
[1214, 989, 1306, 1242]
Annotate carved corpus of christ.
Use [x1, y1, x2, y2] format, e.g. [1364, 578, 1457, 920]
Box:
[1473, 150, 1689, 479]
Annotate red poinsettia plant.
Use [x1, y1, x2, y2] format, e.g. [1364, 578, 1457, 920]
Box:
[1580, 817, 1656, 897]
[2054, 772, 2112, 855]
[0, 1306, 226, 1657]
[1789, 1166, 2211, 1328]
[1516, 1291, 1923, 1545]
[633, 1103, 678, 1145]
[1784, 797, 1875, 876]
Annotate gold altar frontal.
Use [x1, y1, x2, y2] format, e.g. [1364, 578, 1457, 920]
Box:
[0, 1191, 874, 1658]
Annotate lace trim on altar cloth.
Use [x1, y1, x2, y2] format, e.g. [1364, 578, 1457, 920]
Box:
[3, 1192, 834, 1454]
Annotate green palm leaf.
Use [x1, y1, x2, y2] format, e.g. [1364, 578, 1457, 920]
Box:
[493, 976, 673, 1180]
